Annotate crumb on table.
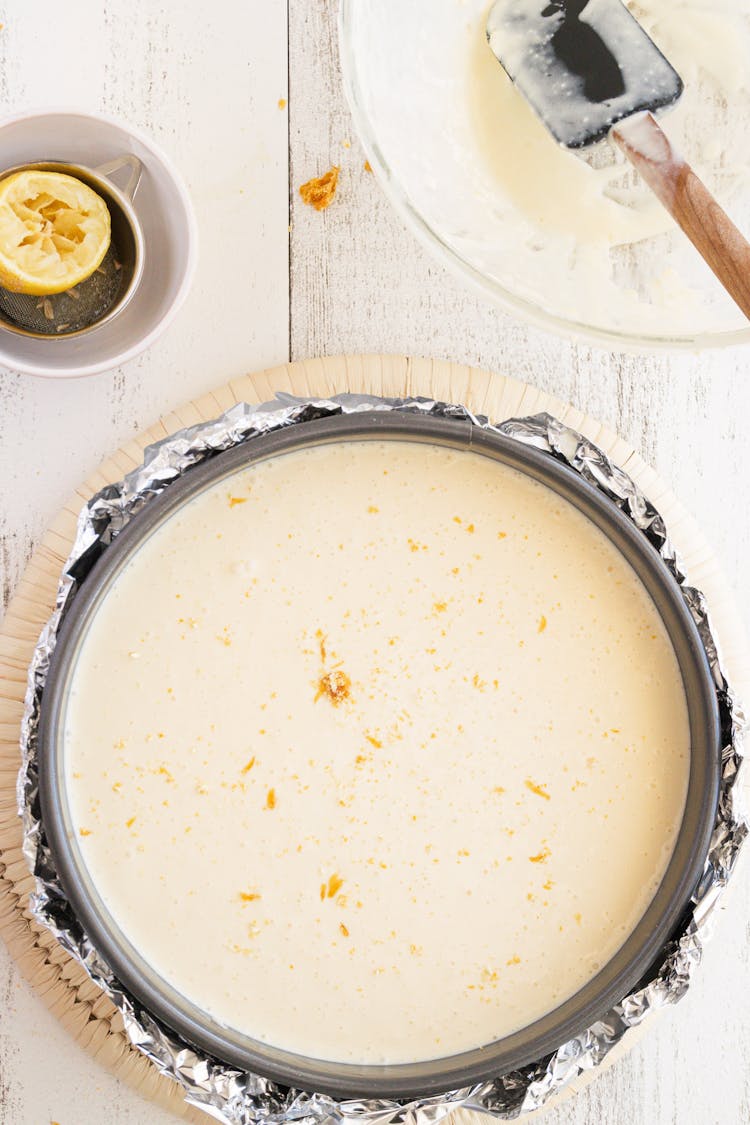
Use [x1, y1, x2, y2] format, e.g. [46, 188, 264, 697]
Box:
[299, 166, 340, 211]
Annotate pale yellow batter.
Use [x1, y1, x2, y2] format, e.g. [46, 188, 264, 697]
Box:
[64, 440, 690, 1064]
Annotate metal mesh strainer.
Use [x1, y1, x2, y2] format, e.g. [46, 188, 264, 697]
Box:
[0, 156, 143, 340]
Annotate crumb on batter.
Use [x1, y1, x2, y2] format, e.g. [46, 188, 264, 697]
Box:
[322, 873, 344, 899]
[315, 668, 352, 706]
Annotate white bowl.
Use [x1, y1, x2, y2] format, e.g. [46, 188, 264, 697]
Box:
[0, 109, 198, 378]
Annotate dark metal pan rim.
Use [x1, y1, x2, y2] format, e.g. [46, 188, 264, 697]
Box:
[38, 411, 720, 1100]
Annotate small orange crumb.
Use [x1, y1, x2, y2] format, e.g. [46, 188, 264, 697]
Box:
[574, 912, 582, 924]
[529, 846, 551, 864]
[125, 817, 136, 829]
[364, 159, 373, 173]
[538, 615, 548, 633]
[278, 97, 287, 109]
[299, 166, 340, 211]
[326, 873, 344, 898]
[365, 734, 382, 748]
[240, 891, 261, 902]
[507, 955, 521, 966]
[493, 786, 506, 795]
[315, 668, 352, 706]
[241, 756, 256, 774]
[497, 531, 507, 539]
[543, 879, 554, 891]
[466, 523, 475, 533]
[367, 504, 379, 513]
[339, 922, 350, 937]
[79, 828, 92, 837]
[525, 779, 551, 800]
[265, 788, 277, 810]
[229, 496, 247, 507]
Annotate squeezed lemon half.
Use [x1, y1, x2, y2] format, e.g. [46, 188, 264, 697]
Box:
[0, 170, 111, 295]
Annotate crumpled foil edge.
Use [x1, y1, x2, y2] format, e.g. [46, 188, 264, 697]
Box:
[17, 393, 747, 1124]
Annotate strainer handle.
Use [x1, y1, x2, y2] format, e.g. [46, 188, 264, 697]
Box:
[95, 154, 142, 201]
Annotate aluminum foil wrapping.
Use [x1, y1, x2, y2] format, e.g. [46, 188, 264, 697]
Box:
[18, 393, 747, 1124]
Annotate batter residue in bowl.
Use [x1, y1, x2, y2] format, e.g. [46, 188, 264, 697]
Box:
[347, 0, 750, 339]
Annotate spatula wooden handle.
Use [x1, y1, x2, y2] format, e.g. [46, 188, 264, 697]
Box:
[612, 111, 750, 322]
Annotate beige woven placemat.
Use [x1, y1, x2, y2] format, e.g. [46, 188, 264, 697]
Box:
[1, 355, 746, 1123]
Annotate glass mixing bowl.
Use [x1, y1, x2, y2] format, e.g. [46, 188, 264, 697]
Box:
[339, 0, 750, 351]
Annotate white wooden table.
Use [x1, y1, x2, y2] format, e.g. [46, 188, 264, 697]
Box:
[0, 2, 748, 1123]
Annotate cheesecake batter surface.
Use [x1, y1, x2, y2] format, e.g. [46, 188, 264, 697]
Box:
[64, 440, 690, 1064]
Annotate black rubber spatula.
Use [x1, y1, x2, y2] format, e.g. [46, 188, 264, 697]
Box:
[486, 0, 750, 321]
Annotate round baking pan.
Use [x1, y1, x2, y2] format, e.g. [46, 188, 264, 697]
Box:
[38, 410, 720, 1100]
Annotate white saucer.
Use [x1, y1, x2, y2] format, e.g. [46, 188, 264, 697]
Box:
[0, 109, 198, 378]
